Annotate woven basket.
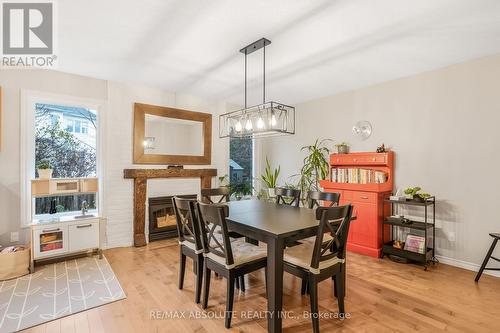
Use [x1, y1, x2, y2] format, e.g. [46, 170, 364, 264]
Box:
[0, 246, 30, 281]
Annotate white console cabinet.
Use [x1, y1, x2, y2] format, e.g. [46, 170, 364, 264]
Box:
[30, 217, 103, 272]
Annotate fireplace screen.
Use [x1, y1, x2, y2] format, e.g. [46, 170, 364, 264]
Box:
[148, 194, 197, 242]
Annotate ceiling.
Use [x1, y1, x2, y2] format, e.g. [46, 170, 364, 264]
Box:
[59, 0, 500, 105]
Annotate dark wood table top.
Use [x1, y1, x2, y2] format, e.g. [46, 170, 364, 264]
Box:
[227, 200, 320, 239]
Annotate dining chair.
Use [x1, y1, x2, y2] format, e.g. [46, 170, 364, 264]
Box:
[196, 202, 268, 329]
[283, 204, 353, 333]
[275, 187, 301, 207]
[475, 233, 500, 282]
[299, 191, 342, 294]
[201, 187, 247, 290]
[201, 187, 231, 204]
[172, 196, 204, 304]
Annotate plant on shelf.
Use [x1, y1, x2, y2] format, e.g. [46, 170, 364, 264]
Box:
[36, 161, 53, 179]
[261, 157, 280, 198]
[334, 142, 349, 154]
[293, 139, 332, 201]
[230, 180, 254, 200]
[404, 186, 431, 202]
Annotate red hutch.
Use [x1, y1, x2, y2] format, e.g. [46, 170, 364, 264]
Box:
[320, 151, 394, 258]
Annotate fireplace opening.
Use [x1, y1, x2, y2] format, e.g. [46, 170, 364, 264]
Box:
[148, 194, 197, 242]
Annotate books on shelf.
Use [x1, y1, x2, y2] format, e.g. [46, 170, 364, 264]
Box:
[404, 235, 426, 254]
[331, 168, 387, 184]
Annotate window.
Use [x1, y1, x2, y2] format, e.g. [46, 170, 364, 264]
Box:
[229, 138, 253, 197]
[33, 102, 98, 217]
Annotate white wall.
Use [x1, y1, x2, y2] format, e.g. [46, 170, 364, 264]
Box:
[260, 53, 500, 270]
[0, 70, 229, 248]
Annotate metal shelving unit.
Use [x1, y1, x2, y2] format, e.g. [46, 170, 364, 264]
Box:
[381, 196, 437, 270]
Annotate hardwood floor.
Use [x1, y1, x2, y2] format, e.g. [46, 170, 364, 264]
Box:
[22, 239, 500, 333]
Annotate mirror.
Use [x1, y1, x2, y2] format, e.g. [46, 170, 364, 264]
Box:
[133, 103, 212, 165]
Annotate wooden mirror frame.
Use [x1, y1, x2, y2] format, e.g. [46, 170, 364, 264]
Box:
[133, 103, 212, 165]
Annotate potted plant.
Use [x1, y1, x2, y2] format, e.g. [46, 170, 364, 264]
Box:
[261, 157, 280, 197]
[404, 187, 431, 202]
[335, 142, 349, 154]
[230, 180, 253, 200]
[218, 174, 230, 187]
[37, 161, 53, 179]
[293, 139, 331, 203]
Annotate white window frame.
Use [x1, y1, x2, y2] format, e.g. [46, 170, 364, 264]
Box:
[20, 90, 106, 227]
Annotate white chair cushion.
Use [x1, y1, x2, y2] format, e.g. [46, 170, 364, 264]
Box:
[205, 239, 267, 269]
[179, 240, 202, 254]
[284, 241, 344, 274]
[300, 233, 334, 245]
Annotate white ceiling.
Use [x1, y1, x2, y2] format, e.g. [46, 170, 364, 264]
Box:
[59, 0, 500, 105]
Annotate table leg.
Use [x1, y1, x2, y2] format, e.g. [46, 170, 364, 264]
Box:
[267, 238, 285, 333]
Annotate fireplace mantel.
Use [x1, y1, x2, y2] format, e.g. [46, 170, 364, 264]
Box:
[124, 168, 217, 247]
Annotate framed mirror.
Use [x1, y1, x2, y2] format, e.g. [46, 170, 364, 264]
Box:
[133, 103, 212, 165]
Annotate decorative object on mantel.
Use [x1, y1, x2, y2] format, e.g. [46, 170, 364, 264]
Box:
[123, 168, 216, 246]
[352, 120, 372, 140]
[376, 143, 387, 153]
[133, 103, 212, 165]
[36, 161, 53, 179]
[219, 38, 295, 138]
[334, 142, 349, 154]
[167, 165, 184, 169]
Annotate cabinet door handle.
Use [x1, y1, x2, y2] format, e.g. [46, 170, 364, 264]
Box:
[76, 224, 92, 229]
[360, 196, 369, 199]
[42, 228, 60, 233]
[372, 158, 376, 161]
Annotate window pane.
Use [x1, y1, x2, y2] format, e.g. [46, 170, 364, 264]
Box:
[35, 193, 97, 215]
[35, 103, 97, 178]
[229, 138, 253, 196]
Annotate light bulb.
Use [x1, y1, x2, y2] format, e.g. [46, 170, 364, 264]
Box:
[235, 120, 242, 132]
[257, 116, 265, 129]
[245, 118, 253, 131]
[270, 113, 277, 127]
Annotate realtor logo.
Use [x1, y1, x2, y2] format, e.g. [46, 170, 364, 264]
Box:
[1, 1, 56, 67]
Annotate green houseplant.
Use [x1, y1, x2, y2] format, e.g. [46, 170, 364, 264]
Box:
[36, 161, 53, 179]
[261, 157, 280, 197]
[404, 186, 431, 202]
[294, 139, 332, 200]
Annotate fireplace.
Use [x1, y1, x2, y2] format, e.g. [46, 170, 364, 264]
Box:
[148, 194, 197, 242]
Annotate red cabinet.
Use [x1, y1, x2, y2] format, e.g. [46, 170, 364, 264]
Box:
[321, 152, 394, 258]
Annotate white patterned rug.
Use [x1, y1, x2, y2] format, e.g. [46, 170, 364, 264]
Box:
[0, 256, 126, 332]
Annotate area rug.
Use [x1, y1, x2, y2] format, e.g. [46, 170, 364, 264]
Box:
[0, 256, 126, 332]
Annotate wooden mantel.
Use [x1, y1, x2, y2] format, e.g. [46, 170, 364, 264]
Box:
[124, 168, 217, 247]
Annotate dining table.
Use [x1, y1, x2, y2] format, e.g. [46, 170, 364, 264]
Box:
[226, 199, 336, 333]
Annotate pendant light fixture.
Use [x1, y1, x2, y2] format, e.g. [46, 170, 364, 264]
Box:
[219, 38, 295, 138]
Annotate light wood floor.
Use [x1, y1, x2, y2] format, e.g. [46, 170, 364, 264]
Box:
[22, 239, 500, 333]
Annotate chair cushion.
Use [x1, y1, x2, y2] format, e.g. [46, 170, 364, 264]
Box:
[300, 233, 334, 245]
[179, 240, 202, 254]
[284, 241, 344, 274]
[205, 239, 267, 269]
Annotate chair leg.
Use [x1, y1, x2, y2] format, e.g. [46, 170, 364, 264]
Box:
[475, 238, 499, 282]
[235, 276, 240, 290]
[202, 263, 211, 309]
[225, 276, 235, 328]
[240, 276, 245, 292]
[301, 278, 307, 295]
[178, 251, 186, 290]
[195, 256, 204, 304]
[264, 266, 268, 295]
[309, 279, 320, 333]
[332, 275, 337, 298]
[335, 269, 346, 316]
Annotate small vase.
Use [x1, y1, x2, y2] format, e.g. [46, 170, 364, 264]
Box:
[38, 168, 53, 179]
[337, 146, 349, 154]
[268, 188, 276, 198]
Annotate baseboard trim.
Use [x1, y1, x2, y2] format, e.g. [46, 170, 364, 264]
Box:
[436, 255, 500, 278]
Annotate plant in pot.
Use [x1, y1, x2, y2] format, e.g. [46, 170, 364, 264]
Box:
[261, 157, 280, 198]
[293, 139, 332, 203]
[230, 180, 253, 200]
[36, 161, 53, 179]
[404, 187, 431, 202]
[335, 142, 349, 154]
[218, 174, 230, 187]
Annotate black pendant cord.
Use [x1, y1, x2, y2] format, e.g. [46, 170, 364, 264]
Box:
[244, 51, 247, 109]
[263, 44, 266, 104]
